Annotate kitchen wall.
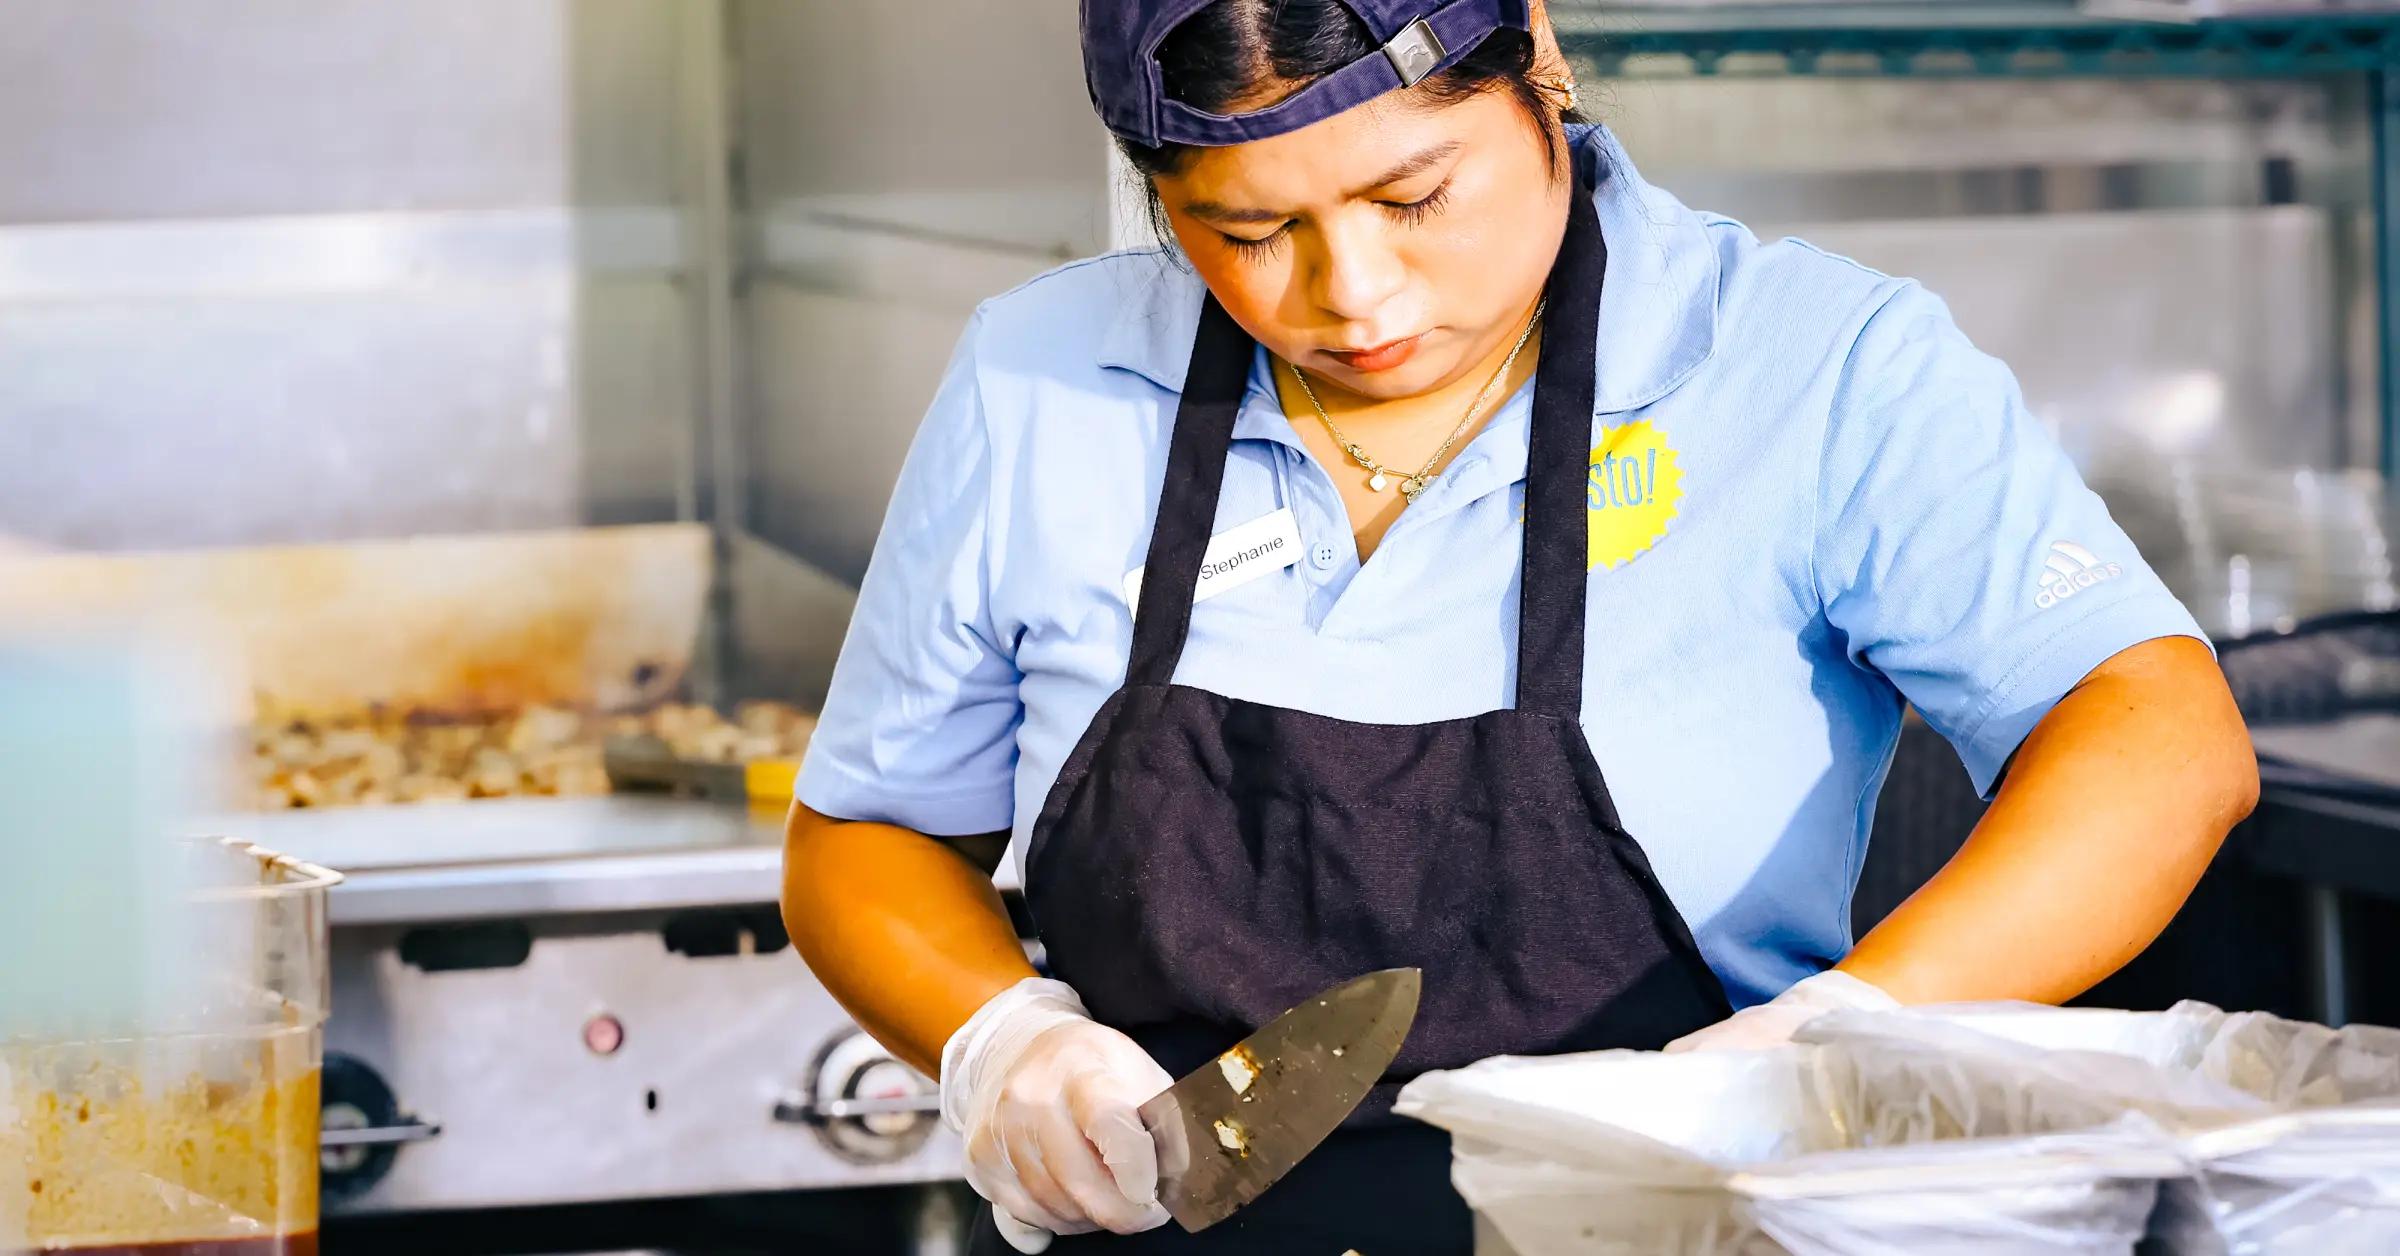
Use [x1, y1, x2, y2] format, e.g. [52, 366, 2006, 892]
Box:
[1599, 75, 2375, 472]
[1587, 73, 2385, 630]
[1, 3, 2378, 612]
[730, 0, 1114, 582]
[0, 0, 700, 552]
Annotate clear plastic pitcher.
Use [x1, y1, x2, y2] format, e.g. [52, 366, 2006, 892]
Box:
[2, 839, 336, 1256]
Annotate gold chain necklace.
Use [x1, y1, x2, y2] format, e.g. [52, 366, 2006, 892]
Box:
[1288, 300, 1545, 504]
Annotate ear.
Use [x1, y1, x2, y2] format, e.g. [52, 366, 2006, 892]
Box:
[1526, 1, 1579, 113]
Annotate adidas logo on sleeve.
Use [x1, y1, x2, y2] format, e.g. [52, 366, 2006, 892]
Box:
[2034, 541, 2124, 610]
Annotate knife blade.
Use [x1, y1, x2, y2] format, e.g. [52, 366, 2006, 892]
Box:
[1139, 967, 1422, 1234]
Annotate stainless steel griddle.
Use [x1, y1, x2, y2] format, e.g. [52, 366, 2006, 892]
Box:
[214, 794, 1020, 1221]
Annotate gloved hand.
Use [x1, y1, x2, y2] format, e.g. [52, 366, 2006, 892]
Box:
[1663, 970, 1898, 1054]
[942, 978, 1175, 1253]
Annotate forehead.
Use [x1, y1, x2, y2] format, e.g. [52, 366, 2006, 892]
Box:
[1158, 90, 1522, 204]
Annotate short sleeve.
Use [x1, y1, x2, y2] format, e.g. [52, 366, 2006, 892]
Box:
[1816, 284, 2207, 796]
[796, 311, 1022, 836]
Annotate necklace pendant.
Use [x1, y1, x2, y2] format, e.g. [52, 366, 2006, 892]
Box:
[1400, 475, 1429, 499]
[1367, 470, 1390, 492]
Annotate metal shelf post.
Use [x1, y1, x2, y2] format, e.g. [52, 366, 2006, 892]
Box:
[2379, 63, 2400, 483]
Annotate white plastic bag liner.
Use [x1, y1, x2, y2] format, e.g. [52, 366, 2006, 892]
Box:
[1396, 1045, 2182, 1256]
[1800, 1002, 2400, 1255]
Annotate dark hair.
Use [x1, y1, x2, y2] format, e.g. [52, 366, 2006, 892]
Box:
[1115, 2, 1584, 245]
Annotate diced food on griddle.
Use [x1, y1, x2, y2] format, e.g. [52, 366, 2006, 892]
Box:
[244, 700, 818, 810]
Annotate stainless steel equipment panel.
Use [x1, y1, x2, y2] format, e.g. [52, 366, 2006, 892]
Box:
[321, 919, 957, 1212]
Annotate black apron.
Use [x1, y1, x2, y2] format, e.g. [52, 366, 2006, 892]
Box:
[974, 189, 1731, 1255]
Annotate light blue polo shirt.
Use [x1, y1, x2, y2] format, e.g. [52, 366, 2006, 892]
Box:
[797, 126, 2204, 1009]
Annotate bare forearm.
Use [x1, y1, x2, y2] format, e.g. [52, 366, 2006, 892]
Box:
[782, 806, 1037, 1077]
[1841, 636, 2258, 1005]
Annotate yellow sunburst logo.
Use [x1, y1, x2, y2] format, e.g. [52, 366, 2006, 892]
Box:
[1586, 420, 1683, 571]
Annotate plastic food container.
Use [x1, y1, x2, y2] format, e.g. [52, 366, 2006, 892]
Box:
[1398, 1044, 2182, 1255]
[2, 839, 336, 1255]
[1399, 1002, 2400, 1256]
[1805, 1003, 2400, 1256]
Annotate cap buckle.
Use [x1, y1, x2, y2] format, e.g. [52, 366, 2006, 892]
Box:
[1383, 18, 1447, 87]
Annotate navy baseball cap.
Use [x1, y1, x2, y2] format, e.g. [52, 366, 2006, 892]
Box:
[1083, 0, 1532, 148]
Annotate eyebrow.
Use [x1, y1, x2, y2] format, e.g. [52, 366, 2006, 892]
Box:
[1181, 140, 1463, 225]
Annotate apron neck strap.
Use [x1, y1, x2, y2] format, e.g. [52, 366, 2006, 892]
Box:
[1126, 188, 1608, 712]
[1126, 296, 1253, 688]
[1515, 190, 1608, 719]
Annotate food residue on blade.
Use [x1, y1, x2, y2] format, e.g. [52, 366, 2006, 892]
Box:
[1217, 1045, 1260, 1096]
[1213, 1118, 1249, 1156]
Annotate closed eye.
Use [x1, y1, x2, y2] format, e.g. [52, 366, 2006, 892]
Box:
[1222, 223, 1293, 259]
[1382, 180, 1452, 227]
[1213, 176, 1447, 259]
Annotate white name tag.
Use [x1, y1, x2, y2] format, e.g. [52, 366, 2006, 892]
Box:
[1123, 507, 1303, 616]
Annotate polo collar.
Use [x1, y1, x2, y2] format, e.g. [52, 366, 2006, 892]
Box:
[1094, 125, 1721, 417]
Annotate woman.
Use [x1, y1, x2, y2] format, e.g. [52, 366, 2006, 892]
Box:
[784, 2, 2259, 1251]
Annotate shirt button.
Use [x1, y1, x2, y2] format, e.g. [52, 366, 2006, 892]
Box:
[1310, 543, 1342, 570]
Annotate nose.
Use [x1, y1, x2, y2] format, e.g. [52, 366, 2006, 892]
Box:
[1308, 214, 1406, 326]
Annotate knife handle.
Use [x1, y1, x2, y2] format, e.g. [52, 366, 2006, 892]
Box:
[994, 1205, 1053, 1253]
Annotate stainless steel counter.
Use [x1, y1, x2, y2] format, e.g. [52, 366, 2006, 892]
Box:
[217, 794, 1022, 925]
[218, 796, 787, 925]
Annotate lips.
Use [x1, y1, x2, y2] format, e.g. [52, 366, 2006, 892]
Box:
[1322, 333, 1426, 374]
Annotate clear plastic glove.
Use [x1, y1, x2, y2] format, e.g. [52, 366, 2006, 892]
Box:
[1664, 969, 1898, 1054]
[942, 978, 1175, 1252]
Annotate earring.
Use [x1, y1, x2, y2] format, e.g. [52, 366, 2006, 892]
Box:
[1560, 77, 1581, 113]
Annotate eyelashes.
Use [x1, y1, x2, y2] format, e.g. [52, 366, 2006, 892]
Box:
[1223, 225, 1291, 260]
[1218, 179, 1454, 262]
[1383, 180, 1452, 227]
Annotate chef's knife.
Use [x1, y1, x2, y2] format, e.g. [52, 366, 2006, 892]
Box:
[993, 967, 1421, 1253]
[1146, 966, 1421, 1232]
